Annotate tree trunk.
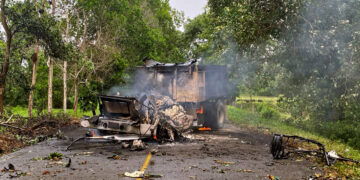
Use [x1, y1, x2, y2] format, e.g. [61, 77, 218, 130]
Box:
[51, 0, 55, 16]
[0, 0, 11, 116]
[63, 8, 69, 113]
[0, 38, 10, 115]
[73, 65, 78, 116]
[47, 0, 55, 114]
[28, 42, 39, 117]
[63, 61, 67, 113]
[47, 58, 53, 114]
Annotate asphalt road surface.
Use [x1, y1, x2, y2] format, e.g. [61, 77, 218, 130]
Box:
[0, 123, 320, 180]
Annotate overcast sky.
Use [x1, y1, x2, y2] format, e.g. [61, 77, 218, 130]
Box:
[169, 0, 207, 20]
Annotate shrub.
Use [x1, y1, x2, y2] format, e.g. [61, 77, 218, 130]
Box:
[255, 103, 281, 120]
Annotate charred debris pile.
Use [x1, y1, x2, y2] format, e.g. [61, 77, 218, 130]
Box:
[0, 114, 72, 154]
[77, 91, 194, 147]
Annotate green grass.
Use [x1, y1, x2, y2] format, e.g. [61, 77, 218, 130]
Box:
[236, 95, 279, 103]
[228, 105, 360, 177]
[8, 106, 98, 118]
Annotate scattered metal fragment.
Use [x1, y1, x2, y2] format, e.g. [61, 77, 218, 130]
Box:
[270, 134, 360, 166]
[8, 164, 15, 171]
[66, 135, 141, 150]
[123, 170, 144, 178]
[130, 140, 146, 151]
[150, 148, 158, 155]
[65, 158, 71, 168]
[144, 174, 163, 178]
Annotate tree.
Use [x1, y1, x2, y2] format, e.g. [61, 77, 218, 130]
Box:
[47, 0, 56, 114]
[0, 0, 67, 115]
[0, 0, 12, 115]
[70, 0, 185, 112]
[63, 7, 69, 113]
[28, 0, 46, 117]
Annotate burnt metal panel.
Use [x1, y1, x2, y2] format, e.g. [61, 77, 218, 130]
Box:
[135, 64, 229, 103]
[98, 95, 138, 119]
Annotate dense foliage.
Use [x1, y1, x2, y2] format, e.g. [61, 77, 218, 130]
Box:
[183, 0, 360, 148]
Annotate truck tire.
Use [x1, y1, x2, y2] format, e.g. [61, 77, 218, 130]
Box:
[204, 100, 227, 129]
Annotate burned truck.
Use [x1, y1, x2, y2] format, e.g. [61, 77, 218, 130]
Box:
[79, 59, 229, 143]
[137, 58, 229, 130]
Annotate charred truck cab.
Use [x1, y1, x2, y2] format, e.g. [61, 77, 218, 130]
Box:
[137, 59, 229, 129]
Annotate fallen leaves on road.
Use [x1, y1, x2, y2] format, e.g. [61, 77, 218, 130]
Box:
[217, 169, 226, 173]
[46, 161, 67, 168]
[236, 169, 253, 173]
[31, 157, 43, 161]
[81, 161, 87, 165]
[46, 152, 63, 161]
[189, 165, 198, 169]
[268, 175, 280, 180]
[8, 172, 30, 178]
[42, 171, 50, 175]
[1, 164, 30, 179]
[53, 170, 64, 175]
[107, 155, 121, 160]
[74, 152, 93, 156]
[189, 175, 197, 179]
[214, 160, 235, 165]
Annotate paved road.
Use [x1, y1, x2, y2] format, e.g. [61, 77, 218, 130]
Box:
[0, 123, 319, 180]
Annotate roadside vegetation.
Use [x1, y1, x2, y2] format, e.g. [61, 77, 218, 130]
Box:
[7, 106, 97, 118]
[228, 96, 360, 178]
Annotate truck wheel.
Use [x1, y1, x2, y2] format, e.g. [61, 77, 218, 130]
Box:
[205, 100, 226, 129]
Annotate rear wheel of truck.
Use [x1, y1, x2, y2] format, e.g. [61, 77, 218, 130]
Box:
[204, 100, 227, 129]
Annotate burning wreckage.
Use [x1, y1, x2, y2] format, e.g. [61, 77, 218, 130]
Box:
[68, 59, 230, 150]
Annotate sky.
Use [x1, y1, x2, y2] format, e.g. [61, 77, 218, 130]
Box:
[169, 0, 207, 20]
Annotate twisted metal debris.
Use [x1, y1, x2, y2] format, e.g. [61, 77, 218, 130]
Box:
[270, 134, 360, 166]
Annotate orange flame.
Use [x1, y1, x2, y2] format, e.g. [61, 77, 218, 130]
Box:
[198, 127, 211, 131]
[153, 135, 157, 140]
[196, 105, 203, 114]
